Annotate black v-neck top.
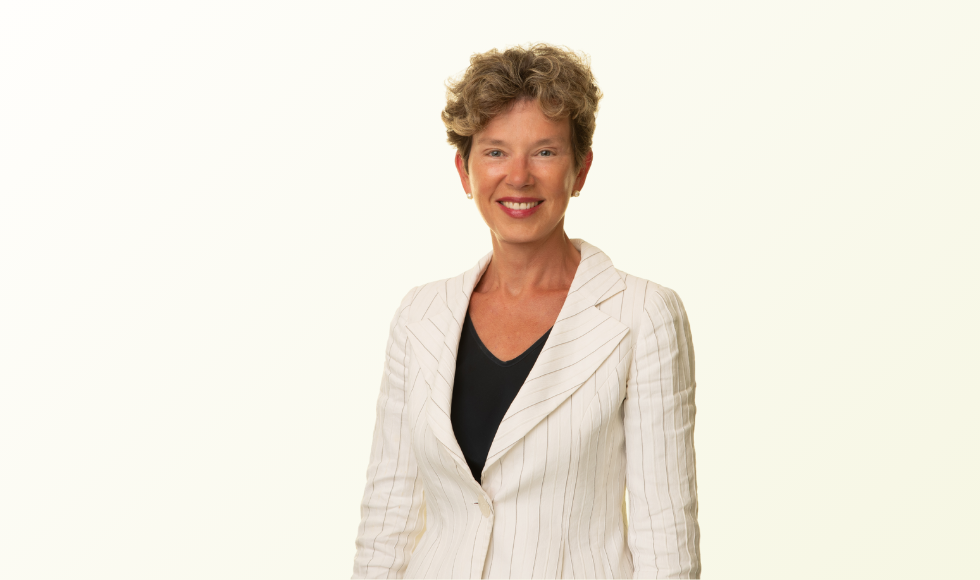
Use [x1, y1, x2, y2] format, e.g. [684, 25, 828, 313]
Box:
[450, 311, 552, 484]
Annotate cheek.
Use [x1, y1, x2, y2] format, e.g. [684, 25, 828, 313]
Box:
[539, 163, 576, 190]
[469, 168, 498, 194]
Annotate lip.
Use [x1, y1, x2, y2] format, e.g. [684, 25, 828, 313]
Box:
[496, 198, 544, 219]
[497, 197, 542, 203]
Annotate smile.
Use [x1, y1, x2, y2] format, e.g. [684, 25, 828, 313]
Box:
[499, 201, 543, 210]
[497, 199, 544, 218]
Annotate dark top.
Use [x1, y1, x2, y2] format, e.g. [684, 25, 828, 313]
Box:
[450, 310, 552, 484]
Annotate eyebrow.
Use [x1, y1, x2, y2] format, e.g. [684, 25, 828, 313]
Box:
[477, 138, 561, 147]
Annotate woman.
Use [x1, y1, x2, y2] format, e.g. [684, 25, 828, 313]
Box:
[353, 44, 699, 579]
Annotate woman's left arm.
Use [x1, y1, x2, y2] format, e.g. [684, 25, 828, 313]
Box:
[623, 284, 701, 578]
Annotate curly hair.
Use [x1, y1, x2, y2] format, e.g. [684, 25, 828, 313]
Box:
[442, 43, 602, 173]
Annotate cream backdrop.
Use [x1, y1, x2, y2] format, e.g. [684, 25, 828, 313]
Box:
[1, 1, 976, 579]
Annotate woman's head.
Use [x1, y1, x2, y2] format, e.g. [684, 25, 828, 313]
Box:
[442, 44, 602, 174]
[443, 44, 602, 247]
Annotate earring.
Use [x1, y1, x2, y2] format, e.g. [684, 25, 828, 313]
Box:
[571, 190, 580, 197]
[466, 192, 473, 199]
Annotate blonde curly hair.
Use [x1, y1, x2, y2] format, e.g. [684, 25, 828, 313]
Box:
[442, 43, 602, 173]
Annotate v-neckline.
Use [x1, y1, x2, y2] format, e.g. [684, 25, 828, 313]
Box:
[464, 311, 553, 367]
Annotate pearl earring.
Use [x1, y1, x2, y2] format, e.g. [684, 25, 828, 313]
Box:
[571, 190, 580, 197]
[466, 192, 473, 199]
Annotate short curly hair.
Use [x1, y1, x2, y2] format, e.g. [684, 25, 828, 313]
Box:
[442, 43, 602, 173]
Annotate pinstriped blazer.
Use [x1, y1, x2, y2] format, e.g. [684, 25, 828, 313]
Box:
[353, 239, 699, 579]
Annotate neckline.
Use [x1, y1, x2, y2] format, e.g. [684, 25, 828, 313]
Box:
[465, 311, 553, 368]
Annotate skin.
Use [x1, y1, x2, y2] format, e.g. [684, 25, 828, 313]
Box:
[454, 98, 594, 361]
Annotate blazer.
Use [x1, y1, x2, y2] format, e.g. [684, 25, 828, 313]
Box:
[353, 239, 699, 579]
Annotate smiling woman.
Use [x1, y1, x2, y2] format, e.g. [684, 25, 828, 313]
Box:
[456, 99, 591, 254]
[352, 44, 700, 579]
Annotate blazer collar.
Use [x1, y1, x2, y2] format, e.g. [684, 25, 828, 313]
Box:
[406, 239, 629, 481]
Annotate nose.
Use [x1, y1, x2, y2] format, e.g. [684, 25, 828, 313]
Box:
[504, 156, 533, 189]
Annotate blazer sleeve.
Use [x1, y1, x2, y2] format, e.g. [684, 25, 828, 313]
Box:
[623, 284, 701, 578]
[352, 287, 427, 579]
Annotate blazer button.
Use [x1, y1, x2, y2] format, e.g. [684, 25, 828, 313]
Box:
[478, 496, 491, 518]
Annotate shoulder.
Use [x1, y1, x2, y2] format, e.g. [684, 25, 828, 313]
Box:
[389, 277, 453, 327]
[613, 268, 687, 311]
[612, 269, 691, 339]
[611, 271, 696, 387]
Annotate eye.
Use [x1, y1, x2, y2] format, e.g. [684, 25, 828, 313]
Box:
[488, 150, 503, 157]
[539, 150, 555, 157]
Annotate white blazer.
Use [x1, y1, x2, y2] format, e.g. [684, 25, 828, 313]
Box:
[353, 239, 699, 579]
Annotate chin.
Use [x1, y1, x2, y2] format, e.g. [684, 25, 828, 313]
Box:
[492, 224, 560, 246]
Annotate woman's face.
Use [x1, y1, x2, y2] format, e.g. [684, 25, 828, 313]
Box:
[456, 99, 593, 247]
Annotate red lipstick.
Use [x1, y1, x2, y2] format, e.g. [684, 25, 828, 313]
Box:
[496, 197, 544, 219]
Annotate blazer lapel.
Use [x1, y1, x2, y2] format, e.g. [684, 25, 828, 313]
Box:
[405, 239, 629, 480]
[483, 240, 629, 472]
[406, 251, 493, 473]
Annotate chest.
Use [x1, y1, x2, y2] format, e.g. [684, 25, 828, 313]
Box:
[466, 290, 566, 362]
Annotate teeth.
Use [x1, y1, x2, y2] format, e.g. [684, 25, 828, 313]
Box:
[501, 201, 541, 210]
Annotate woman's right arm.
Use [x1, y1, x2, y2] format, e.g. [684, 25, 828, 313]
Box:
[352, 287, 427, 579]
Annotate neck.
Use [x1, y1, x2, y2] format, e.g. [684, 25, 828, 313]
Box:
[477, 222, 582, 298]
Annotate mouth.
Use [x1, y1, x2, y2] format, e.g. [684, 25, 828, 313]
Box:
[496, 198, 544, 218]
[498, 200, 544, 210]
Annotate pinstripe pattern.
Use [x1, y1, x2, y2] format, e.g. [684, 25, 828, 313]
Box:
[353, 239, 700, 578]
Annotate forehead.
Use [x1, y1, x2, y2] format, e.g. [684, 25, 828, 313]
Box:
[473, 99, 570, 144]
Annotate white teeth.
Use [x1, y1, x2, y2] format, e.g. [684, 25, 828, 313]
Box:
[501, 201, 541, 210]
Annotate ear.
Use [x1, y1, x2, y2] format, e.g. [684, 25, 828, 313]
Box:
[455, 152, 472, 196]
[573, 149, 594, 192]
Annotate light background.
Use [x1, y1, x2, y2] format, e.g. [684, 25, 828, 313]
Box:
[1, 1, 977, 578]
